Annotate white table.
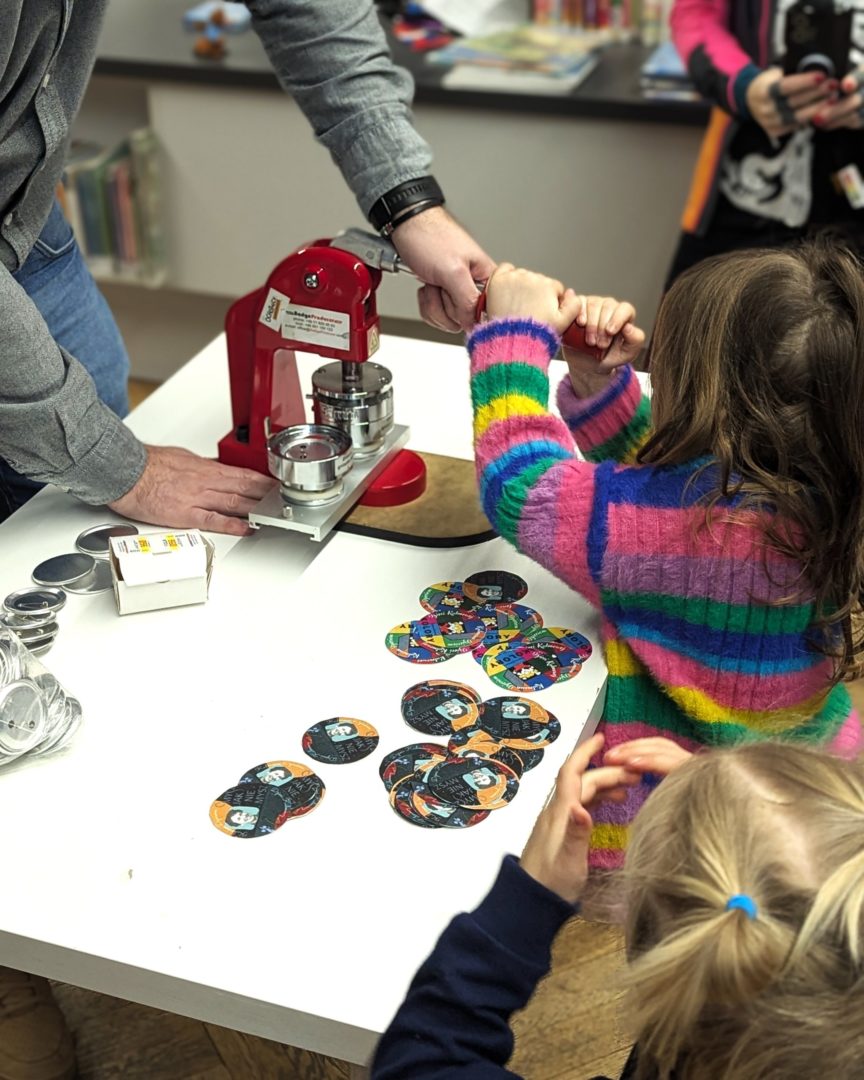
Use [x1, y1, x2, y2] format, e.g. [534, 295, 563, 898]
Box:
[0, 334, 606, 1069]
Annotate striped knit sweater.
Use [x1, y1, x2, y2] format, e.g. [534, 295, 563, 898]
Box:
[469, 317, 861, 871]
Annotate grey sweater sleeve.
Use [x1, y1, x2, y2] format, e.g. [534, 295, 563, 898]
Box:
[246, 0, 433, 215]
[0, 265, 146, 504]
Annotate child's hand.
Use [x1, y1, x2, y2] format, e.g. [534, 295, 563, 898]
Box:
[603, 737, 693, 777]
[484, 263, 582, 336]
[571, 295, 643, 361]
[564, 296, 645, 396]
[520, 733, 640, 904]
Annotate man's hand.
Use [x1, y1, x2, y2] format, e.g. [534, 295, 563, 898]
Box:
[108, 445, 274, 536]
[746, 68, 834, 137]
[519, 733, 640, 904]
[390, 206, 495, 333]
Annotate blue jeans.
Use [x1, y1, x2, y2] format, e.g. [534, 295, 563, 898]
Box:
[0, 200, 130, 519]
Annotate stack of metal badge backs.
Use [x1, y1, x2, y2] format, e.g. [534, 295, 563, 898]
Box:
[1, 524, 138, 659]
[0, 630, 83, 762]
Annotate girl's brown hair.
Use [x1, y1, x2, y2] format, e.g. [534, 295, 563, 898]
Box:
[624, 742, 864, 1079]
[640, 242, 864, 680]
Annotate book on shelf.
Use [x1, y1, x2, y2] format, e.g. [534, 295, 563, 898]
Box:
[428, 24, 615, 78]
[442, 51, 599, 93]
[639, 40, 699, 99]
[58, 128, 166, 286]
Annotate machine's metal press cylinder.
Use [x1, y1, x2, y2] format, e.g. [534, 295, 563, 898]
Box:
[310, 362, 394, 457]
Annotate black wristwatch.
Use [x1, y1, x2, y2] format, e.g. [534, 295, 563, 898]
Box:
[368, 176, 445, 236]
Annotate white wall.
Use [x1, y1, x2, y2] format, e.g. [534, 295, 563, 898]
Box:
[76, 76, 704, 380]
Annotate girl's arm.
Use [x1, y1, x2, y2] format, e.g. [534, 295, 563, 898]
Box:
[557, 364, 652, 465]
[370, 856, 576, 1079]
[470, 317, 605, 606]
[373, 736, 638, 1080]
[471, 271, 644, 605]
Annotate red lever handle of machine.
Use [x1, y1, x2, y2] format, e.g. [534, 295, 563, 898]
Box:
[473, 288, 606, 362]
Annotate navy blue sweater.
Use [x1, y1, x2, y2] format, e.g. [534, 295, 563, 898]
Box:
[371, 855, 640, 1079]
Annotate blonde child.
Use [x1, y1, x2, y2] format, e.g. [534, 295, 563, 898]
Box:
[466, 244, 864, 871]
[373, 735, 864, 1079]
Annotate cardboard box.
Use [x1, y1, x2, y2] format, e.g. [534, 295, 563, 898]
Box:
[109, 530, 214, 615]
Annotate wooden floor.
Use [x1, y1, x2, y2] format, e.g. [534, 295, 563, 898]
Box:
[54, 381, 854, 1080]
[51, 913, 630, 1080]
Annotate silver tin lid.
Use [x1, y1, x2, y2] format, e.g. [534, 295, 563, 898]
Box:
[76, 523, 139, 558]
[4, 587, 66, 616]
[32, 553, 95, 587]
[311, 361, 392, 403]
[27, 639, 56, 658]
[63, 560, 113, 595]
[0, 680, 46, 754]
[9, 621, 58, 643]
[0, 610, 56, 629]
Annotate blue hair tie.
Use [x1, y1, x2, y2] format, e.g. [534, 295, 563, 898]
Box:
[726, 894, 758, 920]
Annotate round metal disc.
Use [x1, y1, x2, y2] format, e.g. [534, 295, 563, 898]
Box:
[0, 680, 46, 754]
[10, 621, 58, 643]
[63, 560, 113, 595]
[4, 587, 66, 616]
[0, 636, 24, 685]
[76, 523, 138, 559]
[27, 639, 56, 658]
[32, 554, 95, 588]
[1, 610, 57, 629]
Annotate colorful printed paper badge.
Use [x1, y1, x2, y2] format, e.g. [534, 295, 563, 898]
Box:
[472, 627, 521, 664]
[522, 625, 593, 669]
[400, 681, 482, 736]
[462, 570, 528, 606]
[481, 640, 563, 692]
[419, 581, 466, 613]
[507, 603, 544, 634]
[237, 760, 325, 819]
[209, 782, 290, 839]
[302, 718, 379, 765]
[470, 604, 523, 649]
[385, 621, 451, 664]
[379, 742, 449, 793]
[408, 777, 490, 828]
[477, 696, 561, 750]
[425, 756, 519, 811]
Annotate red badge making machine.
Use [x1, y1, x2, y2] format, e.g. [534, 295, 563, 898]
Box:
[218, 229, 430, 542]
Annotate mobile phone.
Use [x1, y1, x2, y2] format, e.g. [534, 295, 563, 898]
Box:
[782, 1, 852, 78]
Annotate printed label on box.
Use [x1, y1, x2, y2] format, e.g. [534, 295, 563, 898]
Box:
[259, 288, 291, 332]
[281, 304, 350, 350]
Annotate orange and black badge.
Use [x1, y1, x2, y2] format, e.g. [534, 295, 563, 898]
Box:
[209, 782, 289, 838]
[400, 679, 481, 736]
[237, 760, 325, 819]
[425, 756, 519, 811]
[302, 718, 379, 765]
[477, 696, 561, 749]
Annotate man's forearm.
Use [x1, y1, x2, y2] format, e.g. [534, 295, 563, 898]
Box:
[0, 266, 146, 503]
[246, 0, 432, 214]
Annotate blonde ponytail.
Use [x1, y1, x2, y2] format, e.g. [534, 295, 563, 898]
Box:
[620, 742, 864, 1080]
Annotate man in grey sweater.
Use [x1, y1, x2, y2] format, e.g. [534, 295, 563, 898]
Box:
[1, 0, 493, 533]
[0, 3, 494, 1077]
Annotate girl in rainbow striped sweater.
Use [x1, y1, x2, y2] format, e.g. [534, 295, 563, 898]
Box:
[469, 242, 864, 875]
